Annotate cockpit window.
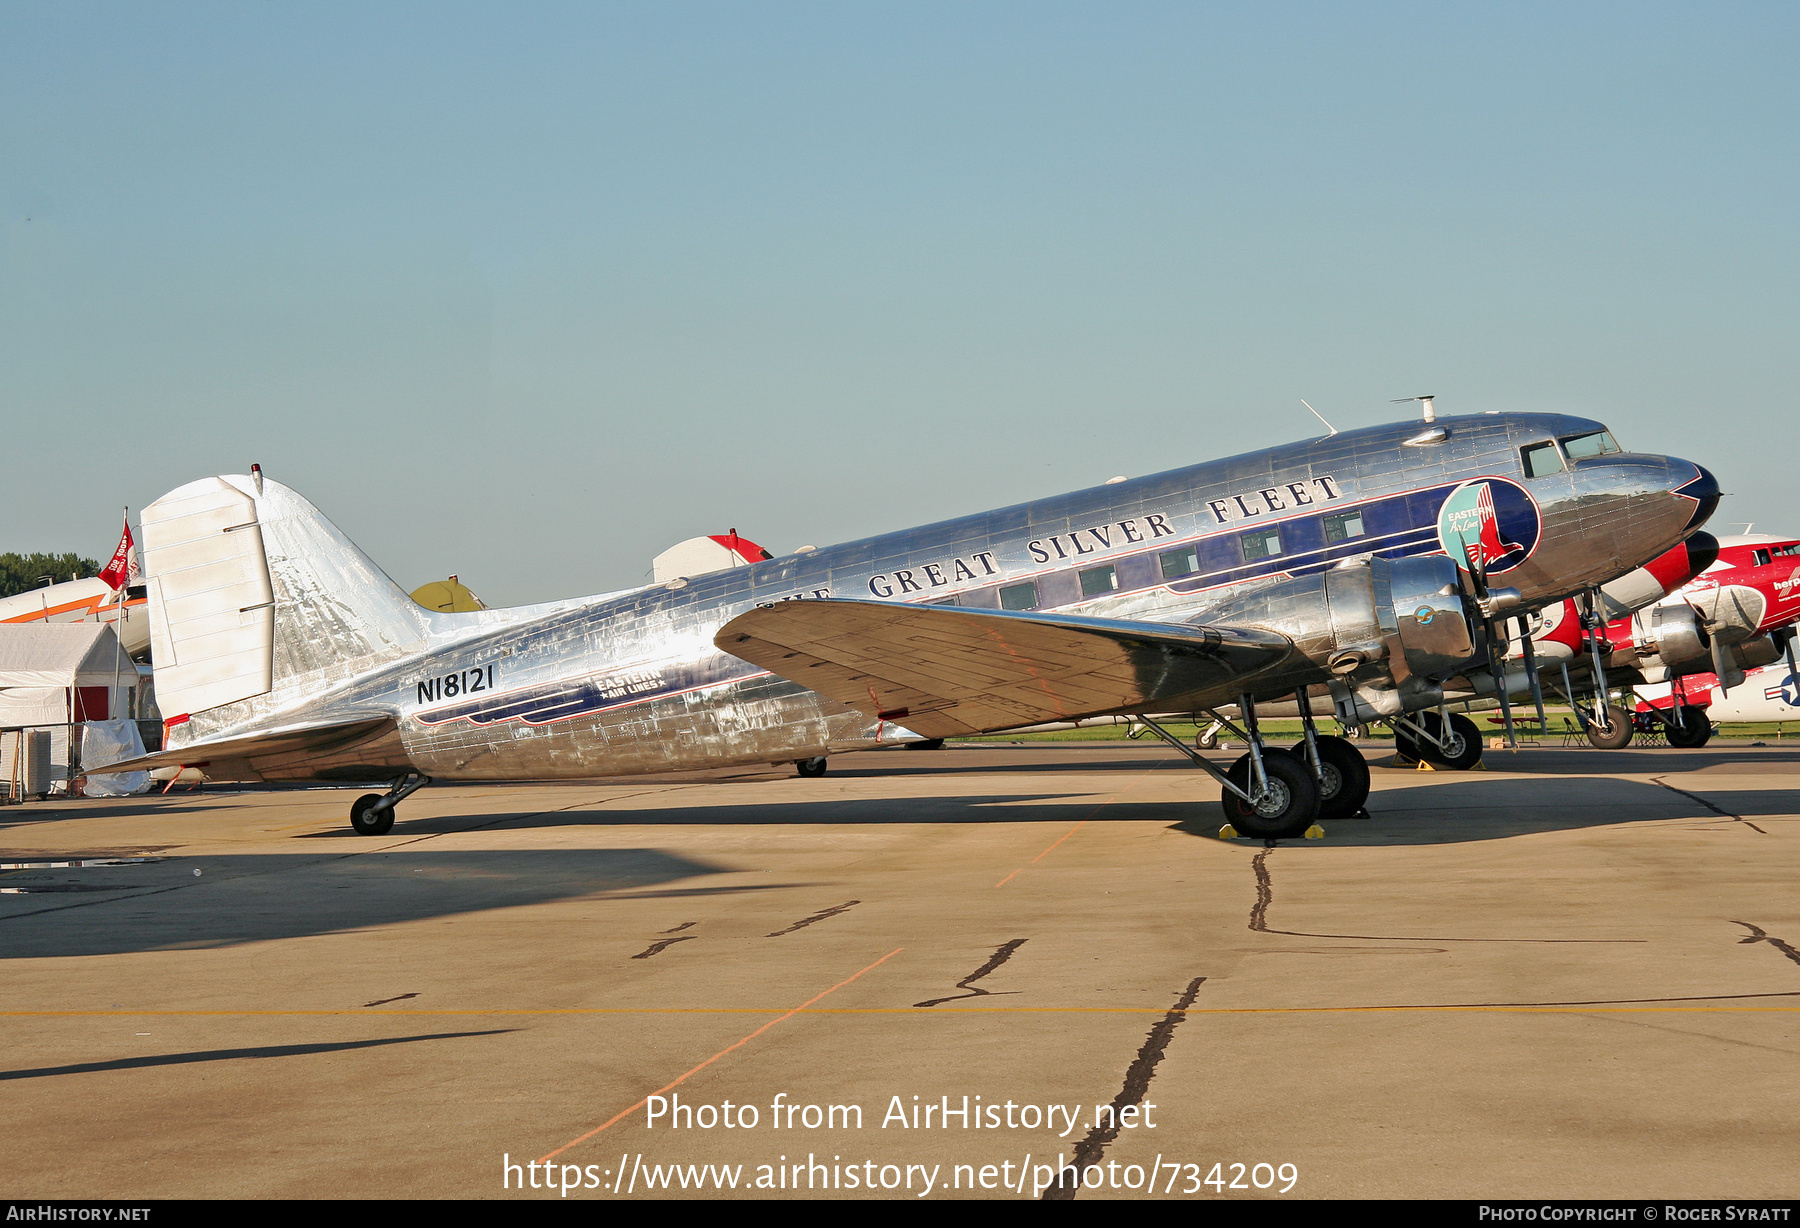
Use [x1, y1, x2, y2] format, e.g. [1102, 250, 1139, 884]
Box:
[1559, 430, 1621, 460]
[1520, 441, 1565, 478]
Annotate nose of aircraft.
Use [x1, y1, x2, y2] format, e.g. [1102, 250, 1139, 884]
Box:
[1673, 462, 1721, 532]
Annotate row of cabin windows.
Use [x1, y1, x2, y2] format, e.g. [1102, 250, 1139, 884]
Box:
[1753, 543, 1800, 566]
[984, 508, 1370, 611]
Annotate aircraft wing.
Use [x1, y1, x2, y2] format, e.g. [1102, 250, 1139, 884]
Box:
[86, 715, 396, 775]
[716, 600, 1293, 738]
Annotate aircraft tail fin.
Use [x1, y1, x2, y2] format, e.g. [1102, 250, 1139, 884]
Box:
[143, 474, 429, 733]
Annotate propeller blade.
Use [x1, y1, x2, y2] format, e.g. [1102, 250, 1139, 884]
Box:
[1519, 618, 1549, 731]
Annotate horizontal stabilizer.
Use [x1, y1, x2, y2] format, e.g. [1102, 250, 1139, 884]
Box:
[716, 600, 1291, 738]
[87, 715, 394, 776]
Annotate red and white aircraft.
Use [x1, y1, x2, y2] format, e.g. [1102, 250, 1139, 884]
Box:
[1636, 661, 1800, 724]
[1624, 533, 1800, 734]
[1452, 532, 1800, 748]
[0, 580, 150, 657]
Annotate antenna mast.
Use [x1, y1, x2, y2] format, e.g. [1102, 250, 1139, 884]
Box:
[1300, 399, 1338, 435]
[1390, 394, 1437, 423]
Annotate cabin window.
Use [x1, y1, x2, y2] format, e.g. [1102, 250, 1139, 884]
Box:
[999, 581, 1039, 611]
[1560, 430, 1621, 460]
[1079, 565, 1118, 597]
[1776, 544, 1800, 558]
[925, 595, 960, 606]
[1240, 527, 1282, 561]
[1159, 546, 1198, 579]
[1521, 441, 1565, 478]
[1323, 510, 1365, 543]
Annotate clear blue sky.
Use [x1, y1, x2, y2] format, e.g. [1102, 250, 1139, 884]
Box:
[3, 2, 1794, 604]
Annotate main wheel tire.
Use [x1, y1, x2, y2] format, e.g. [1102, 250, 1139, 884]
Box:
[1292, 735, 1371, 819]
[1584, 704, 1634, 750]
[350, 793, 394, 836]
[1411, 712, 1484, 770]
[1393, 724, 1421, 762]
[1664, 704, 1712, 748]
[795, 756, 828, 778]
[1220, 749, 1320, 840]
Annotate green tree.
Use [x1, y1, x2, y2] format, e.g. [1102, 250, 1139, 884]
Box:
[0, 553, 102, 599]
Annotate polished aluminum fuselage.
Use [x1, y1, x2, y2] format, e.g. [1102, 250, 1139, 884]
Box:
[219, 413, 1714, 782]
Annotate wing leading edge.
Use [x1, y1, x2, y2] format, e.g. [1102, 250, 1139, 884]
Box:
[715, 599, 1293, 738]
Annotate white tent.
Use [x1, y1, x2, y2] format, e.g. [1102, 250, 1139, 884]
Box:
[0, 623, 136, 726]
[0, 624, 143, 794]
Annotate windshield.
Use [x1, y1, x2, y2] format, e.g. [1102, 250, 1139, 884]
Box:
[1520, 441, 1564, 478]
[1560, 429, 1621, 460]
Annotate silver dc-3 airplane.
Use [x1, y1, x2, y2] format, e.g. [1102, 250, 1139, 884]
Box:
[95, 401, 1719, 840]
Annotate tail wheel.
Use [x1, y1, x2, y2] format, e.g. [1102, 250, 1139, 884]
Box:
[1663, 704, 1712, 748]
[1411, 712, 1484, 770]
[795, 757, 829, 778]
[1584, 705, 1634, 750]
[1220, 749, 1320, 839]
[349, 793, 393, 836]
[1292, 736, 1370, 819]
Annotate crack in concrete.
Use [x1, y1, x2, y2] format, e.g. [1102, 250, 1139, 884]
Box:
[765, 900, 859, 938]
[1733, 921, 1800, 970]
[1041, 975, 1206, 1201]
[1248, 847, 1641, 943]
[631, 935, 696, 960]
[1650, 777, 1767, 833]
[914, 939, 1027, 1008]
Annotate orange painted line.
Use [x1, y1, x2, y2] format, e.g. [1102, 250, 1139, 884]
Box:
[1029, 818, 1091, 863]
[994, 764, 1168, 887]
[536, 946, 905, 1163]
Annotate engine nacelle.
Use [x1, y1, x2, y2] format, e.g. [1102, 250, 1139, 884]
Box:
[1183, 555, 1479, 724]
[1628, 603, 1711, 675]
[1718, 634, 1781, 687]
[1338, 556, 1479, 721]
[1739, 634, 1781, 671]
[1686, 584, 1767, 646]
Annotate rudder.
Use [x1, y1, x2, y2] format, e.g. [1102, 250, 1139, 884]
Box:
[142, 473, 430, 728]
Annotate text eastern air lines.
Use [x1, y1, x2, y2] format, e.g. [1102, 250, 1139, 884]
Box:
[411, 664, 708, 729]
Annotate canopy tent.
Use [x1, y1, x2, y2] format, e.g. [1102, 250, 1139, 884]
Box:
[0, 623, 135, 726]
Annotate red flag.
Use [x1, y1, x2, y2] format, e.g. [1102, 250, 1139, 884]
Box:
[99, 516, 136, 591]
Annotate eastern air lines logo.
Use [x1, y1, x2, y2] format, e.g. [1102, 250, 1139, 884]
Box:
[1435, 478, 1541, 575]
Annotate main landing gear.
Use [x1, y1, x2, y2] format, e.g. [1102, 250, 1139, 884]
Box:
[795, 756, 829, 778]
[1136, 689, 1367, 840]
[1582, 704, 1634, 750]
[349, 773, 431, 836]
[1391, 710, 1484, 770]
[1662, 704, 1713, 748]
